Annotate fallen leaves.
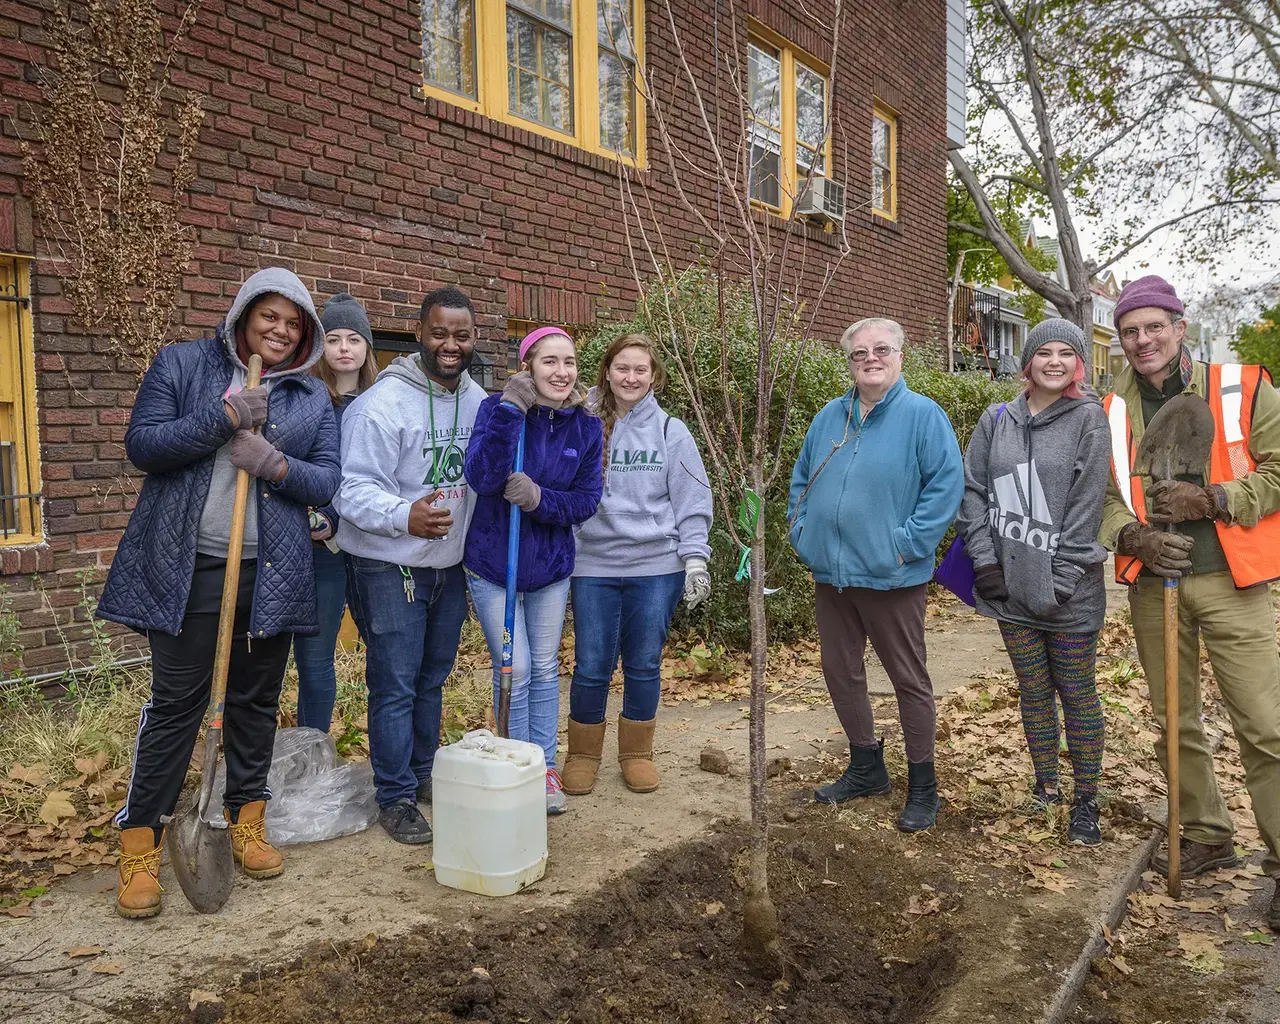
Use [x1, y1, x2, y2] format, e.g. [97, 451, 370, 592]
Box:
[63, 945, 106, 958]
[91, 961, 125, 975]
[1177, 932, 1225, 974]
[189, 990, 221, 1010]
[38, 790, 77, 825]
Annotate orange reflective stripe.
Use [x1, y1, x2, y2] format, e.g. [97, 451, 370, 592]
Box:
[1104, 392, 1148, 584]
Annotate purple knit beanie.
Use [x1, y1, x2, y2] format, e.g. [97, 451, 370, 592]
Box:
[1113, 275, 1184, 328]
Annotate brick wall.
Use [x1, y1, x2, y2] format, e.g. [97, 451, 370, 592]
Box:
[0, 0, 949, 676]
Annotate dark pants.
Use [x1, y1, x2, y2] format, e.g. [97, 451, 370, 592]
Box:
[115, 557, 293, 832]
[291, 544, 348, 733]
[568, 572, 685, 724]
[814, 582, 936, 763]
[346, 557, 468, 808]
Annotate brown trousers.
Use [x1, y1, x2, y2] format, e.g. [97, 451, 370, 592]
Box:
[814, 582, 936, 763]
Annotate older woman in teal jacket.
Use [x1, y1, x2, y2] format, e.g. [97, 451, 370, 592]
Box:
[788, 318, 963, 832]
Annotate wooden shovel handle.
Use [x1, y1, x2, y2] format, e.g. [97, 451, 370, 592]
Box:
[208, 354, 263, 731]
[1163, 576, 1181, 898]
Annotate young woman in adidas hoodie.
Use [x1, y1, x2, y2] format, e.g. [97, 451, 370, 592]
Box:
[957, 318, 1112, 846]
[562, 334, 713, 797]
[463, 327, 604, 815]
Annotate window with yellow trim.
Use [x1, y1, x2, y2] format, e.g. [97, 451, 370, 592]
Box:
[0, 256, 42, 545]
[746, 30, 831, 216]
[871, 101, 897, 219]
[420, 0, 645, 162]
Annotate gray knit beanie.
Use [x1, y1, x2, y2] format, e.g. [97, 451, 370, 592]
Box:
[320, 292, 372, 344]
[1021, 317, 1087, 371]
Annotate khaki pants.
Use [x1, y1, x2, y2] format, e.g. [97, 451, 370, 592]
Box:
[1129, 572, 1280, 876]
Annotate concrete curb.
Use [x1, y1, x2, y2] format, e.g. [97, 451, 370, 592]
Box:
[1037, 828, 1163, 1024]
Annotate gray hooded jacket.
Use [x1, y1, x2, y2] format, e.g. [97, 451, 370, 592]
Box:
[334, 354, 484, 568]
[956, 392, 1111, 632]
[196, 268, 327, 559]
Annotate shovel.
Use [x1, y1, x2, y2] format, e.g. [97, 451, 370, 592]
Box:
[497, 423, 527, 739]
[166, 353, 263, 913]
[1133, 392, 1215, 899]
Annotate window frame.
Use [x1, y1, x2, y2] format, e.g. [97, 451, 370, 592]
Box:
[420, 0, 647, 166]
[0, 255, 42, 547]
[745, 22, 832, 219]
[871, 99, 898, 221]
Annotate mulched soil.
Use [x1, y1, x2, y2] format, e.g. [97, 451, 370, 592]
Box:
[131, 811, 965, 1024]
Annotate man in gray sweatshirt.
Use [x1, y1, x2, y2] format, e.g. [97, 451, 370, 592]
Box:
[334, 287, 485, 844]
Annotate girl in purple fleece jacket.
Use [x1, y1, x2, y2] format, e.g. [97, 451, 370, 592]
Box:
[463, 327, 603, 814]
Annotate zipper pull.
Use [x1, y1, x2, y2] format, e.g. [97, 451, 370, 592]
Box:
[246, 631, 252, 653]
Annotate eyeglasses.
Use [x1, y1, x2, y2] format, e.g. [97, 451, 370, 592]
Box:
[1119, 320, 1175, 343]
[848, 344, 900, 363]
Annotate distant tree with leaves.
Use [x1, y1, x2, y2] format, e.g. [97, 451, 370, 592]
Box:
[21, 0, 204, 370]
[1232, 303, 1280, 379]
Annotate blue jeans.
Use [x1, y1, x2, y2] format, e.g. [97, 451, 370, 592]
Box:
[569, 573, 684, 725]
[466, 571, 570, 770]
[291, 544, 348, 734]
[346, 557, 468, 808]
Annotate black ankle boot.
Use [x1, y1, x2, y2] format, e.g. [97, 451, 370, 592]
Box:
[897, 760, 940, 832]
[814, 739, 892, 805]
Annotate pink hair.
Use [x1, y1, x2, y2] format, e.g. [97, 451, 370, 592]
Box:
[1021, 350, 1086, 400]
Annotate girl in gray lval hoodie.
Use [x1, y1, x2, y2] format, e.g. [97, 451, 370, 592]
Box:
[957, 318, 1111, 848]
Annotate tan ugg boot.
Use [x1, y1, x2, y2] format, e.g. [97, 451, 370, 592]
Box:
[116, 827, 163, 919]
[226, 800, 283, 879]
[617, 716, 659, 793]
[562, 719, 607, 795]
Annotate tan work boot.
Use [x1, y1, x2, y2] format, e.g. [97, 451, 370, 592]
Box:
[225, 800, 283, 879]
[562, 719, 607, 795]
[617, 716, 659, 793]
[1152, 837, 1238, 878]
[116, 827, 163, 919]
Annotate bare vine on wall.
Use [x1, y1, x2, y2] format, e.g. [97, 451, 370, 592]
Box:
[20, 0, 205, 371]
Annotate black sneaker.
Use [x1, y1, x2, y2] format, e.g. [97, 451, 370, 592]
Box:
[1031, 780, 1063, 810]
[1068, 796, 1101, 847]
[379, 799, 433, 845]
[416, 777, 432, 805]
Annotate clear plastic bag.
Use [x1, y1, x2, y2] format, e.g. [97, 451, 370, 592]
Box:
[207, 727, 379, 846]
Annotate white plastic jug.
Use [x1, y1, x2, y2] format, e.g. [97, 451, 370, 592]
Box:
[431, 729, 548, 897]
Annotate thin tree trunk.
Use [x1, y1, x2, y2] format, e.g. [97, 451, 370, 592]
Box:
[740, 463, 780, 973]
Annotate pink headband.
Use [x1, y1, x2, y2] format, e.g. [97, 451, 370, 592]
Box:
[519, 326, 572, 363]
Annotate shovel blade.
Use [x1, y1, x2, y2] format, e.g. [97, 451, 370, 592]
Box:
[166, 729, 234, 914]
[1134, 393, 1216, 481]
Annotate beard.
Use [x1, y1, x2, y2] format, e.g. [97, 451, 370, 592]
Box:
[420, 344, 474, 381]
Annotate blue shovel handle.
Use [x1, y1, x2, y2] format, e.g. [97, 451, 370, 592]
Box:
[497, 423, 526, 739]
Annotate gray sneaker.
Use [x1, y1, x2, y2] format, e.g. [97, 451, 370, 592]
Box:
[546, 768, 567, 816]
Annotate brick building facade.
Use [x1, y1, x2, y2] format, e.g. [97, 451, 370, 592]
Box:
[0, 0, 955, 676]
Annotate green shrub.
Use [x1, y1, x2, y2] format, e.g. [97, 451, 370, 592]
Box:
[900, 346, 1023, 452]
[580, 267, 846, 648]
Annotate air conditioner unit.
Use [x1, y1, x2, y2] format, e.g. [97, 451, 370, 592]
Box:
[795, 176, 845, 222]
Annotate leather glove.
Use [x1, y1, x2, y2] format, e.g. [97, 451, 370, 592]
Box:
[973, 563, 1009, 602]
[1146, 480, 1222, 524]
[503, 471, 541, 512]
[225, 386, 268, 430]
[229, 430, 286, 482]
[1117, 523, 1195, 578]
[683, 558, 711, 610]
[501, 371, 538, 414]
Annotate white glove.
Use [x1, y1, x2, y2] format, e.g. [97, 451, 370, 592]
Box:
[683, 558, 711, 610]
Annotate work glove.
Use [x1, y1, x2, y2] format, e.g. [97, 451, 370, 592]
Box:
[683, 558, 711, 610]
[1117, 523, 1195, 578]
[504, 471, 541, 512]
[1146, 480, 1222, 524]
[973, 563, 1009, 602]
[501, 371, 538, 414]
[229, 430, 286, 482]
[224, 385, 269, 430]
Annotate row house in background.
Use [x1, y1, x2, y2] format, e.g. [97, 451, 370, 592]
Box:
[0, 0, 963, 678]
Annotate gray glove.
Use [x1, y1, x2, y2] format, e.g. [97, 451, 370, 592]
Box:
[501, 371, 538, 414]
[225, 386, 268, 430]
[504, 471, 541, 512]
[683, 558, 711, 610]
[229, 430, 286, 481]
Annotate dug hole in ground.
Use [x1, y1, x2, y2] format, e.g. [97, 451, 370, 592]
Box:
[0, 577, 1274, 1024]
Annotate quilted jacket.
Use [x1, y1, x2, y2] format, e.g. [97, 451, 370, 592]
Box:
[98, 270, 340, 639]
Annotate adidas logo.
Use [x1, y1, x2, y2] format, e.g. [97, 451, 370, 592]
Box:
[987, 459, 1060, 554]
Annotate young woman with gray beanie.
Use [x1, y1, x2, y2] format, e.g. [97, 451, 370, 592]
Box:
[293, 293, 378, 733]
[956, 318, 1112, 845]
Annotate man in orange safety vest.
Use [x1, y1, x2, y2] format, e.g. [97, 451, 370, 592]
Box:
[1099, 275, 1280, 931]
